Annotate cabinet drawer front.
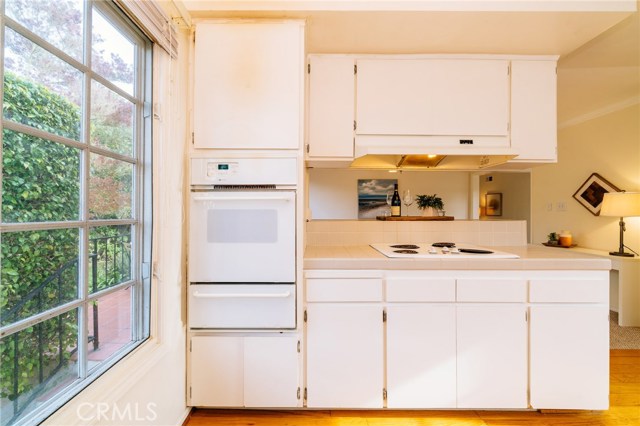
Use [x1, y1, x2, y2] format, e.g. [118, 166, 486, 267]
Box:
[457, 279, 527, 302]
[529, 279, 608, 303]
[189, 284, 296, 329]
[386, 278, 455, 302]
[306, 278, 383, 302]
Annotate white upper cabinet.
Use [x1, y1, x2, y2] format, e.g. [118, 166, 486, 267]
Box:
[307, 55, 355, 158]
[510, 60, 558, 162]
[193, 21, 304, 150]
[356, 59, 510, 141]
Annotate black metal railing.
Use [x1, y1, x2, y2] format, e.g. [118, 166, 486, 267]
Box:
[2, 233, 131, 425]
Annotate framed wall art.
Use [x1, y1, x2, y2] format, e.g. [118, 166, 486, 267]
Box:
[572, 172, 621, 216]
[485, 193, 502, 216]
[357, 179, 397, 219]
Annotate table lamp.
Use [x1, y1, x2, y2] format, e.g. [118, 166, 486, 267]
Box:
[600, 192, 640, 257]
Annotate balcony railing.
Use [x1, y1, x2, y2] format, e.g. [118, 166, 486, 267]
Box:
[1, 233, 131, 425]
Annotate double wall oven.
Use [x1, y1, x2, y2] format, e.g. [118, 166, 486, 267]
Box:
[188, 158, 297, 329]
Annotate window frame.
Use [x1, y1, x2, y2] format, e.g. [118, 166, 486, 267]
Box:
[0, 1, 152, 424]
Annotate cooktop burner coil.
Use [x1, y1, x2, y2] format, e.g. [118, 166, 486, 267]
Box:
[393, 249, 419, 254]
[432, 242, 456, 248]
[391, 244, 420, 249]
[458, 248, 494, 254]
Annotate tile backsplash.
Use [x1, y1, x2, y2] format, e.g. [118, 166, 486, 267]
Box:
[305, 220, 528, 247]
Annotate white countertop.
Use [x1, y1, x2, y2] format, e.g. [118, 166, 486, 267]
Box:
[304, 244, 612, 270]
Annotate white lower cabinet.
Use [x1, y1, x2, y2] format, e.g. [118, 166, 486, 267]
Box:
[189, 334, 300, 407]
[190, 336, 243, 407]
[300, 270, 609, 410]
[243, 336, 300, 407]
[457, 304, 528, 408]
[386, 304, 457, 408]
[529, 276, 609, 410]
[305, 304, 384, 408]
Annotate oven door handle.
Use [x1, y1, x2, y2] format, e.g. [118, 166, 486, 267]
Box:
[192, 291, 292, 299]
[192, 195, 292, 202]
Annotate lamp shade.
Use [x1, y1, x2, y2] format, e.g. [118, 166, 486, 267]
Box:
[600, 192, 640, 217]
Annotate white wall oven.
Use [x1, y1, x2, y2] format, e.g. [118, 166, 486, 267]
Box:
[188, 158, 297, 329]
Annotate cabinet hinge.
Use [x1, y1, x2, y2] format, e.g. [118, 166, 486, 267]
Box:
[304, 387, 308, 400]
[525, 311, 528, 322]
[191, 132, 194, 144]
[306, 144, 310, 154]
[507, 64, 510, 75]
[304, 310, 308, 323]
[383, 310, 387, 322]
[308, 63, 311, 74]
[189, 340, 192, 352]
[297, 340, 301, 353]
[383, 388, 387, 400]
[189, 386, 192, 399]
[354, 64, 357, 74]
[353, 120, 357, 131]
[297, 387, 301, 400]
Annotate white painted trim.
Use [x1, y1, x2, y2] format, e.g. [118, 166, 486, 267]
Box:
[182, 0, 637, 13]
[176, 407, 193, 426]
[558, 97, 640, 129]
[44, 339, 172, 425]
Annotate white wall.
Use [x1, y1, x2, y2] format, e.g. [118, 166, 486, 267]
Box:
[530, 7, 640, 253]
[308, 168, 471, 219]
[44, 23, 190, 426]
[479, 172, 531, 241]
[531, 104, 640, 250]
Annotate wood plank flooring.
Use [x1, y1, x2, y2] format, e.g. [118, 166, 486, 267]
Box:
[184, 350, 640, 426]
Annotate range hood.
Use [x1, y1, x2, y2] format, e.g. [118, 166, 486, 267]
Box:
[347, 135, 518, 170]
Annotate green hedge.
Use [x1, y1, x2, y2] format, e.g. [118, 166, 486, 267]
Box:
[1, 72, 81, 400]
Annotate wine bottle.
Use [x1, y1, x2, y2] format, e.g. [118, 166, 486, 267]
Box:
[391, 184, 401, 217]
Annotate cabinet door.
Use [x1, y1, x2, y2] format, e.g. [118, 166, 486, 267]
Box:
[308, 56, 355, 158]
[193, 21, 303, 149]
[457, 304, 528, 408]
[244, 336, 300, 407]
[306, 304, 383, 408]
[190, 336, 243, 407]
[386, 304, 456, 408]
[530, 305, 609, 409]
[356, 59, 509, 137]
[510, 60, 557, 161]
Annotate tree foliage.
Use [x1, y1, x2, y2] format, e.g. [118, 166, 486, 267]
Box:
[1, 0, 138, 408]
[1, 73, 82, 400]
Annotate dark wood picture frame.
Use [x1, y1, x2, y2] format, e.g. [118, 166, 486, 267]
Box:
[485, 193, 502, 216]
[572, 173, 621, 216]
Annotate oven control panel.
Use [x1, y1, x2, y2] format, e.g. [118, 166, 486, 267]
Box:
[191, 157, 298, 185]
[206, 161, 239, 181]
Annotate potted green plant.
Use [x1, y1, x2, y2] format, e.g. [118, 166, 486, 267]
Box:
[415, 194, 444, 216]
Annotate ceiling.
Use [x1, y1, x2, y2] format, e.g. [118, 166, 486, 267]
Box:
[181, 0, 639, 125]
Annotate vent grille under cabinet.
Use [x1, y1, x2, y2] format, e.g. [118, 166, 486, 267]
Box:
[213, 184, 277, 190]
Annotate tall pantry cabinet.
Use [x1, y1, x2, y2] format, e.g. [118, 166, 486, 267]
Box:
[188, 20, 304, 408]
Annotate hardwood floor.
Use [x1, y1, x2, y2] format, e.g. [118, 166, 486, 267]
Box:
[185, 350, 640, 426]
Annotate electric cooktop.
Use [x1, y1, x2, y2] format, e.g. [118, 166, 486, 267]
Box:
[370, 242, 520, 259]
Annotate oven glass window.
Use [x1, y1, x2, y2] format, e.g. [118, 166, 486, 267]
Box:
[208, 209, 278, 243]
